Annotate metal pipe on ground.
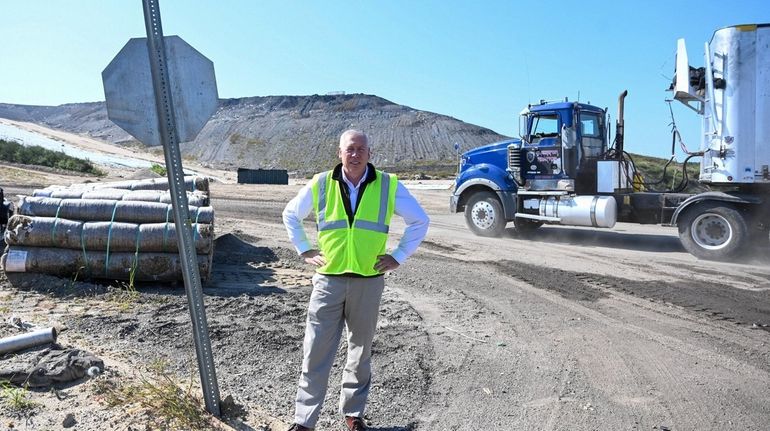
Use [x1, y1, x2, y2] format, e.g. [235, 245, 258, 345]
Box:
[0, 327, 58, 355]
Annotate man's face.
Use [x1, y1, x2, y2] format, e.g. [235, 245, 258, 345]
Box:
[338, 133, 370, 178]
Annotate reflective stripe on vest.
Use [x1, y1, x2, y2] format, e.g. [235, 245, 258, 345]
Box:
[316, 171, 348, 231]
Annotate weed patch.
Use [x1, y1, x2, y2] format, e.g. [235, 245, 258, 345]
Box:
[0, 139, 105, 176]
[150, 163, 167, 176]
[0, 381, 38, 413]
[93, 360, 216, 430]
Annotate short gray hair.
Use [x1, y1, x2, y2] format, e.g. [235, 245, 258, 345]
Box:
[339, 129, 368, 148]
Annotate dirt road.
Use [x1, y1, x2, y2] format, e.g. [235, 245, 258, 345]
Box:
[2, 172, 769, 430]
[212, 182, 770, 430]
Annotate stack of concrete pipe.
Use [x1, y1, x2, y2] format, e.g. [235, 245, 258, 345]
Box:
[0, 176, 214, 282]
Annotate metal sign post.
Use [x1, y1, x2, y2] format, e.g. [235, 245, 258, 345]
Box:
[102, 0, 221, 417]
[141, 0, 221, 416]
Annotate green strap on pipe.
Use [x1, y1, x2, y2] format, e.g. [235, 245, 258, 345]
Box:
[163, 205, 171, 252]
[104, 201, 119, 277]
[80, 221, 90, 277]
[131, 226, 142, 283]
[192, 206, 201, 243]
[50, 201, 62, 245]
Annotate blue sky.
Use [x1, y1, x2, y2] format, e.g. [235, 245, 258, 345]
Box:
[1, 1, 767, 158]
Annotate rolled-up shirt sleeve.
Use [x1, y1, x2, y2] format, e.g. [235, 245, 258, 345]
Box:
[390, 182, 430, 264]
[282, 183, 315, 255]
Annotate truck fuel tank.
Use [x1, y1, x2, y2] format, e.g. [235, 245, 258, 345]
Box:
[520, 195, 617, 228]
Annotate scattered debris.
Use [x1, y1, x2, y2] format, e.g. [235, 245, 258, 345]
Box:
[62, 412, 77, 428]
[0, 327, 57, 355]
[0, 346, 103, 388]
[442, 326, 488, 343]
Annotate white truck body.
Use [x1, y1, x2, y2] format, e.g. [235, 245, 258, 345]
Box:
[678, 24, 770, 184]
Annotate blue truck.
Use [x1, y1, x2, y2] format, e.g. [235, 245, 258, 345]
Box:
[450, 24, 770, 260]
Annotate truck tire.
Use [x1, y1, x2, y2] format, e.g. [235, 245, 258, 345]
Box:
[464, 191, 507, 237]
[677, 203, 748, 260]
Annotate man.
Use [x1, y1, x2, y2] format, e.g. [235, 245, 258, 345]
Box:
[282, 129, 429, 431]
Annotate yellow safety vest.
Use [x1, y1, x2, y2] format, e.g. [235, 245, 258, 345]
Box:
[311, 169, 398, 276]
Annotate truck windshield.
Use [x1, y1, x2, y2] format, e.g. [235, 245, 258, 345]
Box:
[530, 114, 558, 138]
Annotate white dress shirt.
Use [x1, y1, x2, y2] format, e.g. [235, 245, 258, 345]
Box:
[282, 167, 429, 264]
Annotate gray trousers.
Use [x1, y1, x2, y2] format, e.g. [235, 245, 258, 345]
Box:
[294, 273, 385, 428]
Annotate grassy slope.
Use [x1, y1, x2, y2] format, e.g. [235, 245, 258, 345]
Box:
[628, 153, 707, 193]
[0, 139, 104, 176]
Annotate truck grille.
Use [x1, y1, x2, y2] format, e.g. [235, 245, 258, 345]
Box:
[507, 144, 522, 184]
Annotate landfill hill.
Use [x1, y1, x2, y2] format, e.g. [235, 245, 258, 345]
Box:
[0, 94, 509, 176]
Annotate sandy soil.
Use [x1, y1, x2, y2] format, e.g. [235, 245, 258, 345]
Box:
[0, 118, 238, 183]
[0, 118, 161, 167]
[1, 125, 770, 431]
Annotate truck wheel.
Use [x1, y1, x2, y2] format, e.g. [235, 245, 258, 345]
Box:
[678, 203, 748, 260]
[464, 191, 507, 237]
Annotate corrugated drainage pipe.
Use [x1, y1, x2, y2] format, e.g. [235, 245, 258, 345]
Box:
[0, 327, 58, 355]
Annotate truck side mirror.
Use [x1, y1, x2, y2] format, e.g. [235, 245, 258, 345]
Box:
[518, 114, 529, 143]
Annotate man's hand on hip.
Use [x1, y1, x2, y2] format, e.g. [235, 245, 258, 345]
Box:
[374, 254, 400, 273]
[301, 249, 326, 267]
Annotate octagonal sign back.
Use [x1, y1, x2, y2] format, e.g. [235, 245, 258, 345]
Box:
[102, 36, 218, 147]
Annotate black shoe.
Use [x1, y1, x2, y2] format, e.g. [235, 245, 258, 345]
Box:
[288, 424, 313, 431]
[344, 416, 367, 431]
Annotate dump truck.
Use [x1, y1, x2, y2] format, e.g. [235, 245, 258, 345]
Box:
[450, 23, 770, 260]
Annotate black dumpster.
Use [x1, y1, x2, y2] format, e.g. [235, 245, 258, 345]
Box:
[237, 168, 289, 185]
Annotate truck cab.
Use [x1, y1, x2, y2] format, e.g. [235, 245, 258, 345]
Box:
[515, 101, 607, 194]
[451, 99, 615, 237]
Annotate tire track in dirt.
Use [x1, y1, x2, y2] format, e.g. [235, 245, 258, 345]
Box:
[625, 260, 770, 292]
[488, 261, 609, 303]
[387, 260, 532, 430]
[395, 253, 687, 429]
[489, 260, 770, 330]
[420, 256, 685, 429]
[396, 250, 767, 429]
[560, 291, 769, 430]
[462, 256, 769, 430]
